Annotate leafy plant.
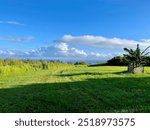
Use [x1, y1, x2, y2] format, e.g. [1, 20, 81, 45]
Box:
[123, 44, 150, 68]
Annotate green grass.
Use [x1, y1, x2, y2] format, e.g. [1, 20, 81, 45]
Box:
[0, 65, 150, 113]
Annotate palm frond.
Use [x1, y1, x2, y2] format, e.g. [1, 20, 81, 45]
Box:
[141, 46, 150, 55]
[143, 52, 149, 56]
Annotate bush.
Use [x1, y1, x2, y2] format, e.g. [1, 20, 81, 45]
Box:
[107, 56, 128, 66]
[74, 61, 88, 65]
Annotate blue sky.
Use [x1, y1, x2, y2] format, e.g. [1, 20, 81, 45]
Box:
[0, 0, 150, 61]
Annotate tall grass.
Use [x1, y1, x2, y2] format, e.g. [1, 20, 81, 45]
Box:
[0, 59, 74, 76]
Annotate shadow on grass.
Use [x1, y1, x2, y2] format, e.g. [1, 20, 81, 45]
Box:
[0, 76, 150, 113]
[88, 63, 108, 67]
[56, 71, 128, 77]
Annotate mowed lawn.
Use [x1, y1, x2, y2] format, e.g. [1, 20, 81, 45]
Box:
[0, 66, 150, 113]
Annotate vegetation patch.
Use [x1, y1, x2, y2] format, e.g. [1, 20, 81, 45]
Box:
[0, 62, 150, 113]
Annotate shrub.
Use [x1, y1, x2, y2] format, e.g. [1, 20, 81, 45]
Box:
[107, 56, 128, 66]
[74, 61, 88, 65]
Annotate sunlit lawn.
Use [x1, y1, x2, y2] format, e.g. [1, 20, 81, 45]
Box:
[0, 66, 150, 112]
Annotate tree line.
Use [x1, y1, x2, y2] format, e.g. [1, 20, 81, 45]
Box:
[107, 56, 150, 66]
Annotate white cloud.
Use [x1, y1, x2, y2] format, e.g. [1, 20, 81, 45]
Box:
[0, 36, 34, 43]
[0, 21, 24, 26]
[88, 52, 113, 58]
[54, 42, 112, 58]
[70, 48, 87, 57]
[62, 35, 150, 49]
[55, 42, 69, 55]
[3, 35, 150, 61]
[141, 39, 150, 43]
[0, 42, 113, 60]
[55, 42, 88, 57]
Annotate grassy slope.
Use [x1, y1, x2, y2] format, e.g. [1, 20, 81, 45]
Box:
[0, 66, 150, 113]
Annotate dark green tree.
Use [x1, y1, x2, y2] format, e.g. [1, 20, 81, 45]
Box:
[123, 44, 150, 73]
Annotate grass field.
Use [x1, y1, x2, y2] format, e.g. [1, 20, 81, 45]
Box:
[0, 65, 150, 113]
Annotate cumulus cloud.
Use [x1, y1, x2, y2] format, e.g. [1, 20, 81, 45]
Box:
[0, 21, 24, 26]
[55, 42, 88, 57]
[0, 42, 113, 60]
[43, 42, 114, 59]
[62, 35, 150, 49]
[0, 36, 34, 43]
[55, 42, 69, 55]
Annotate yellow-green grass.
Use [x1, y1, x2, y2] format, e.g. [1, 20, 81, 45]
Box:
[0, 65, 150, 112]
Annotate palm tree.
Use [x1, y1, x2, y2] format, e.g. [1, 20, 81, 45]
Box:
[123, 44, 150, 73]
